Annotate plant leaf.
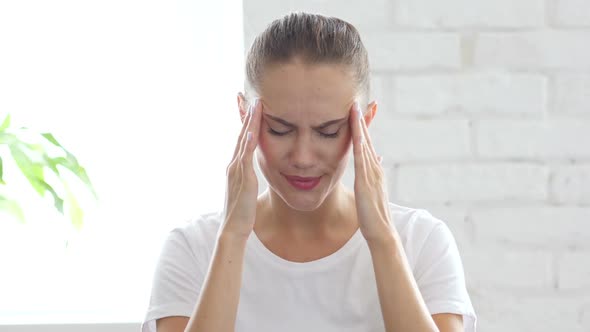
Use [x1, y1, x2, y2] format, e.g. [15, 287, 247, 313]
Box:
[9, 143, 65, 213]
[18, 140, 60, 177]
[55, 156, 97, 199]
[64, 182, 83, 230]
[0, 132, 17, 144]
[3, 129, 93, 229]
[0, 194, 25, 223]
[0, 114, 10, 131]
[41, 133, 61, 147]
[42, 154, 60, 176]
[41, 133, 98, 199]
[9, 144, 46, 196]
[0, 156, 4, 185]
[38, 180, 65, 214]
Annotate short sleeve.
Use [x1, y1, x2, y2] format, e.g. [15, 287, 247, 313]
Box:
[141, 227, 208, 332]
[413, 215, 477, 332]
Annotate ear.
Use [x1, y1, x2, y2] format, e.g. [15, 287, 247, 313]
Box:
[237, 92, 247, 123]
[362, 101, 378, 127]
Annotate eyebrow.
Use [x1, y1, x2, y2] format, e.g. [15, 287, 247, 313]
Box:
[264, 113, 348, 130]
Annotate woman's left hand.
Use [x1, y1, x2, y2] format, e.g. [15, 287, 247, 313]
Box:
[350, 102, 396, 244]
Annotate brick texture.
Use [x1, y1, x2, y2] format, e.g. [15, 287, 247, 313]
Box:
[243, 1, 590, 330]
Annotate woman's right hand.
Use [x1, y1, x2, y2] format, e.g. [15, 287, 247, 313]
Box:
[221, 98, 262, 239]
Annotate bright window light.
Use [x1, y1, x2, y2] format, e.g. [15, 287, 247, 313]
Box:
[0, 0, 243, 324]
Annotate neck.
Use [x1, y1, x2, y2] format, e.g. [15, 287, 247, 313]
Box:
[256, 183, 356, 240]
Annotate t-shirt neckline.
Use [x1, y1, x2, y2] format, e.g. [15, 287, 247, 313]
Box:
[248, 226, 364, 272]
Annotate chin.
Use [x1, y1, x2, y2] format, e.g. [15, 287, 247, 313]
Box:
[267, 178, 330, 212]
[277, 190, 326, 212]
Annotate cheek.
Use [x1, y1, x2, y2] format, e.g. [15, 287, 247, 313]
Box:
[334, 128, 353, 157]
[257, 131, 279, 162]
[322, 133, 352, 165]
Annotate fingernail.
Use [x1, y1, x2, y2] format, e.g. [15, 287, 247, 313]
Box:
[252, 98, 259, 113]
[247, 131, 252, 142]
[356, 102, 363, 121]
[248, 98, 258, 114]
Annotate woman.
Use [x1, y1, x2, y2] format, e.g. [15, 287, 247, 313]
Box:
[142, 12, 477, 332]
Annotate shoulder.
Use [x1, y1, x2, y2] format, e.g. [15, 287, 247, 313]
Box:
[143, 212, 224, 332]
[387, 202, 455, 267]
[164, 210, 224, 260]
[387, 204, 477, 328]
[388, 202, 446, 242]
[181, 210, 224, 239]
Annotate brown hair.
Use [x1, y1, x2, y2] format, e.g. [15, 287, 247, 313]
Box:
[245, 12, 370, 107]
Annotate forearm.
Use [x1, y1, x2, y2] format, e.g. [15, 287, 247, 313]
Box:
[367, 228, 438, 332]
[185, 231, 248, 332]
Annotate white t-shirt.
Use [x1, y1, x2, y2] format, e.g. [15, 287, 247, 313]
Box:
[142, 202, 477, 332]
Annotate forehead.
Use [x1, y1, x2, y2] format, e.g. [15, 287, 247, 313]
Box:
[258, 60, 357, 117]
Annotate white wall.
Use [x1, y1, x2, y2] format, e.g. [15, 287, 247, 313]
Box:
[243, 1, 590, 331]
[0, 324, 139, 332]
[0, 0, 242, 330]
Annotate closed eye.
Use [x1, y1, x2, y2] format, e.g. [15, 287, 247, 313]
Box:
[267, 128, 290, 136]
[267, 128, 340, 138]
[319, 130, 340, 138]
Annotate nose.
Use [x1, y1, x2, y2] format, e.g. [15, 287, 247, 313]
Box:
[289, 133, 316, 170]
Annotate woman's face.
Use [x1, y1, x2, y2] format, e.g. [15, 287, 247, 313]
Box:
[250, 60, 360, 211]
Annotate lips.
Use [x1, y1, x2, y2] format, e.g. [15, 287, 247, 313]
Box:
[284, 174, 322, 190]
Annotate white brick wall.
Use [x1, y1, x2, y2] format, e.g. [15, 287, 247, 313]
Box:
[471, 208, 590, 249]
[477, 119, 590, 159]
[475, 31, 590, 69]
[363, 33, 461, 70]
[462, 249, 553, 290]
[554, 0, 590, 27]
[393, 73, 546, 114]
[553, 74, 590, 114]
[558, 252, 590, 290]
[371, 119, 471, 162]
[471, 291, 590, 332]
[394, 0, 545, 28]
[552, 165, 590, 205]
[396, 163, 549, 202]
[244, 1, 590, 331]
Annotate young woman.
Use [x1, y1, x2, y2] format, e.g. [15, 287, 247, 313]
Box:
[142, 12, 477, 332]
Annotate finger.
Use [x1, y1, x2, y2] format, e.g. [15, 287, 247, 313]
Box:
[236, 100, 256, 161]
[240, 98, 262, 164]
[233, 105, 252, 160]
[357, 104, 380, 166]
[355, 103, 383, 189]
[361, 136, 378, 181]
[228, 110, 252, 175]
[249, 98, 263, 147]
[351, 103, 367, 181]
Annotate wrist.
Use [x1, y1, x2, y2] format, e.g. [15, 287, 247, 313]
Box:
[364, 226, 402, 251]
[218, 226, 251, 244]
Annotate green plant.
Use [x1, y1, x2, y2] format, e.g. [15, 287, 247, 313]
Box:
[0, 114, 97, 229]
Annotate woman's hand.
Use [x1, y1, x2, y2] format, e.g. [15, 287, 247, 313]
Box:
[350, 102, 395, 243]
[221, 98, 262, 239]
